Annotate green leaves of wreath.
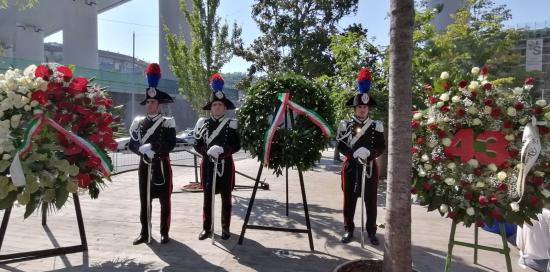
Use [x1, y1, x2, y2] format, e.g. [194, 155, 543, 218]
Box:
[238, 73, 335, 176]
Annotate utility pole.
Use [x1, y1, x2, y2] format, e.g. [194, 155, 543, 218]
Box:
[131, 31, 136, 120]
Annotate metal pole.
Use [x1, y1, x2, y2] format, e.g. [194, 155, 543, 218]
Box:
[147, 162, 152, 244]
[298, 169, 314, 251]
[194, 154, 198, 183]
[360, 161, 367, 249]
[285, 110, 289, 216]
[73, 193, 88, 248]
[132, 32, 135, 74]
[444, 220, 458, 272]
[238, 164, 264, 245]
[0, 205, 13, 251]
[41, 203, 47, 226]
[131, 31, 136, 119]
[211, 158, 218, 244]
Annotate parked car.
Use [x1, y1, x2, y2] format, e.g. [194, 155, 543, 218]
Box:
[176, 129, 195, 146]
[115, 137, 131, 152]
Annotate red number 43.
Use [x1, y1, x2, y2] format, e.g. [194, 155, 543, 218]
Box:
[444, 128, 510, 166]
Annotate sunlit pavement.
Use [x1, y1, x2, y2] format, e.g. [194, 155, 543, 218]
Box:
[0, 149, 531, 271]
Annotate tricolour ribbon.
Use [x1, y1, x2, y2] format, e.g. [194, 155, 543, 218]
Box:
[261, 92, 334, 166]
[10, 109, 113, 187]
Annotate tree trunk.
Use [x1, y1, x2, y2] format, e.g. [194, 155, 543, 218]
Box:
[384, 0, 415, 271]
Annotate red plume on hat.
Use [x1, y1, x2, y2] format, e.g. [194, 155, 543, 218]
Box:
[357, 67, 372, 94]
[145, 63, 161, 88]
[210, 73, 224, 91]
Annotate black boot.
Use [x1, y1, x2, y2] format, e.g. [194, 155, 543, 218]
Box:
[198, 229, 212, 240]
[221, 229, 231, 240]
[160, 234, 170, 244]
[341, 231, 353, 243]
[133, 233, 148, 245]
[369, 234, 379, 245]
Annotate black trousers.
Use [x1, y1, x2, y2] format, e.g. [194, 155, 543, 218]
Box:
[200, 158, 235, 232]
[138, 157, 173, 236]
[202, 185, 232, 231]
[341, 158, 378, 235]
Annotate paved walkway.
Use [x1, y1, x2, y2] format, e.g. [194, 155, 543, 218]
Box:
[0, 149, 534, 271]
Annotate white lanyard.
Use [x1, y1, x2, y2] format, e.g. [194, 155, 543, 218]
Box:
[141, 117, 164, 144]
[350, 119, 373, 147]
[206, 118, 229, 146]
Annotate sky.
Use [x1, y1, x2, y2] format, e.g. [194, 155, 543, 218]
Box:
[44, 0, 550, 74]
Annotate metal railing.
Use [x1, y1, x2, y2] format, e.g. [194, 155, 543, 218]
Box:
[109, 146, 269, 190]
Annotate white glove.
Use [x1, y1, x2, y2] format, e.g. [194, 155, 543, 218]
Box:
[353, 147, 370, 160]
[144, 149, 155, 160]
[207, 145, 224, 159]
[138, 143, 152, 154]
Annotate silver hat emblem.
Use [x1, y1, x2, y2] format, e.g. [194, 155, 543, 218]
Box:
[147, 88, 157, 98]
[215, 91, 224, 99]
[361, 93, 370, 104]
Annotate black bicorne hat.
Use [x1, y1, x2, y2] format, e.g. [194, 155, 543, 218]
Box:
[202, 73, 235, 110]
[346, 93, 377, 107]
[139, 63, 174, 105]
[346, 67, 377, 107]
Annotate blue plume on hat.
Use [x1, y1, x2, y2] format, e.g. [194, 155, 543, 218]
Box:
[357, 67, 372, 94]
[210, 73, 224, 92]
[146, 63, 161, 88]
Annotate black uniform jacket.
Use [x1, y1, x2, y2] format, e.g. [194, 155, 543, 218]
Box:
[193, 116, 240, 193]
[129, 115, 176, 197]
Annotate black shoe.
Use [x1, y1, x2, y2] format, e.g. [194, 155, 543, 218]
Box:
[133, 234, 148, 245]
[341, 231, 353, 243]
[160, 234, 170, 244]
[221, 230, 231, 240]
[198, 230, 212, 240]
[369, 234, 379, 245]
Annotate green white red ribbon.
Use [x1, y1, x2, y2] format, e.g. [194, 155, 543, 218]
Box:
[262, 92, 334, 166]
[10, 109, 112, 187]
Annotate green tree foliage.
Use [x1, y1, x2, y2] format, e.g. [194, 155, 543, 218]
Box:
[165, 0, 242, 114]
[412, 0, 521, 108]
[318, 25, 387, 126]
[234, 0, 359, 79]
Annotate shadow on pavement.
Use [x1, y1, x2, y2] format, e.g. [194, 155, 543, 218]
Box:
[146, 239, 228, 272]
[44, 257, 156, 271]
[37, 239, 226, 271]
[232, 237, 371, 272]
[231, 195, 386, 259]
[231, 195, 342, 241]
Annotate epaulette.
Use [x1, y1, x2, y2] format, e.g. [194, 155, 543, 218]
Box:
[337, 119, 352, 135]
[129, 116, 145, 133]
[229, 119, 238, 129]
[162, 117, 176, 128]
[194, 117, 208, 133]
[338, 120, 347, 132]
[375, 120, 384, 133]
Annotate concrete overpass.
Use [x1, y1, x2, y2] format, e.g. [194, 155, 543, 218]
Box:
[0, 0, 190, 79]
[0, 0, 201, 130]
